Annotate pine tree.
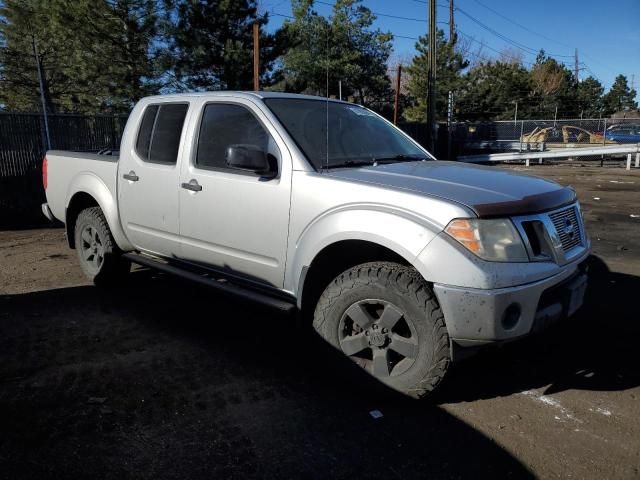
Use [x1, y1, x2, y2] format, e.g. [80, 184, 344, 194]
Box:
[603, 74, 638, 115]
[0, 0, 161, 113]
[455, 61, 532, 121]
[404, 30, 468, 121]
[575, 76, 604, 118]
[0, 0, 81, 112]
[162, 0, 282, 91]
[69, 0, 161, 111]
[530, 54, 576, 118]
[279, 0, 393, 108]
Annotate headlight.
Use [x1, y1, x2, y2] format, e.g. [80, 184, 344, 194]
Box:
[445, 218, 529, 262]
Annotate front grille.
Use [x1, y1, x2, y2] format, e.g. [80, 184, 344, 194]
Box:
[548, 206, 582, 251]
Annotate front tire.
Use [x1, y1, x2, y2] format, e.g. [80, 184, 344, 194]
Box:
[313, 262, 450, 398]
[74, 206, 130, 286]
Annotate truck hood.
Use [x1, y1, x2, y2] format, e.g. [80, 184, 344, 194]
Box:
[327, 161, 576, 217]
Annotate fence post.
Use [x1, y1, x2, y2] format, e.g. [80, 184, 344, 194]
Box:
[601, 118, 607, 167]
[519, 120, 524, 153]
[111, 116, 118, 150]
[636, 152, 640, 169]
[627, 153, 632, 171]
[33, 38, 51, 151]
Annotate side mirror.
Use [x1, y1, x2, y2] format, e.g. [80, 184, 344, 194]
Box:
[225, 144, 274, 176]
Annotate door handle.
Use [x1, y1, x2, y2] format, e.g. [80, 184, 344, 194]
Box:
[123, 171, 139, 182]
[181, 179, 202, 192]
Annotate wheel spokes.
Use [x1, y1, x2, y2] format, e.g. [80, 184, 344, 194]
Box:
[81, 228, 92, 245]
[345, 303, 374, 330]
[340, 332, 369, 356]
[378, 304, 403, 330]
[389, 333, 419, 359]
[371, 348, 390, 377]
[339, 298, 419, 379]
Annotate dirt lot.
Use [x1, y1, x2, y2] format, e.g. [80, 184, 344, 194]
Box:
[1, 164, 639, 479]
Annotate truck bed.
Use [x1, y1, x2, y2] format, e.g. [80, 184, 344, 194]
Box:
[44, 150, 119, 223]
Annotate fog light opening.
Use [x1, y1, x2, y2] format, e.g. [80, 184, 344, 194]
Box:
[502, 303, 521, 331]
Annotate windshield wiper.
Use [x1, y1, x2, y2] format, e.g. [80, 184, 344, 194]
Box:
[323, 155, 427, 170]
[372, 154, 428, 164]
[324, 159, 375, 169]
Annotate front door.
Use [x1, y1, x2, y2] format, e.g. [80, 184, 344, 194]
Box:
[118, 102, 190, 257]
[178, 99, 292, 288]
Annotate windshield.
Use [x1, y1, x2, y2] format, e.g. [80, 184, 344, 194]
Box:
[263, 98, 432, 170]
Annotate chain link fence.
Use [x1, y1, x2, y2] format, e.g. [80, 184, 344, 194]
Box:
[451, 118, 640, 165]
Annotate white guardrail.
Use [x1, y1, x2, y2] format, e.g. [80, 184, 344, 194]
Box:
[459, 143, 640, 170]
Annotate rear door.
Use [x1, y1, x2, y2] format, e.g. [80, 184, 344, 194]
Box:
[118, 102, 190, 256]
[178, 98, 292, 288]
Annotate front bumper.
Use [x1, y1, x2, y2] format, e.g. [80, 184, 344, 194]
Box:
[434, 258, 589, 346]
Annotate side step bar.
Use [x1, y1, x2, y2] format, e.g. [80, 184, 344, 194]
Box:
[123, 253, 296, 314]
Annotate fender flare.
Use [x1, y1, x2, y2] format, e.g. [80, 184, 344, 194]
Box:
[65, 173, 134, 251]
[285, 205, 441, 300]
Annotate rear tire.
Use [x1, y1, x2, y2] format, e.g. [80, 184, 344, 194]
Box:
[313, 262, 450, 398]
[74, 206, 130, 286]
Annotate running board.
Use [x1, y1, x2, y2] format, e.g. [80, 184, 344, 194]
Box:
[123, 253, 296, 313]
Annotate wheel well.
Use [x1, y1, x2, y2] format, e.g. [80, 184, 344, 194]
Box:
[66, 192, 99, 249]
[300, 240, 409, 319]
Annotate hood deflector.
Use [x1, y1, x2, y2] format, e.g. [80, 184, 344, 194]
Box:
[472, 186, 577, 218]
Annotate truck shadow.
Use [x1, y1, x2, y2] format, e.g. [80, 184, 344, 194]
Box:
[434, 255, 640, 403]
[0, 270, 533, 478]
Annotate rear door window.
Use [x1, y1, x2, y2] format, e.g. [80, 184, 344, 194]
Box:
[135, 105, 158, 160]
[136, 103, 189, 164]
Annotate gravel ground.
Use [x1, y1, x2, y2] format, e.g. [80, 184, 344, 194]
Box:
[0, 164, 639, 479]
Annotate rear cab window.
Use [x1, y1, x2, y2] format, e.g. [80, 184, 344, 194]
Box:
[135, 103, 189, 164]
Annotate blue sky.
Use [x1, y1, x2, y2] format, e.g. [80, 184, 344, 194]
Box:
[260, 0, 640, 94]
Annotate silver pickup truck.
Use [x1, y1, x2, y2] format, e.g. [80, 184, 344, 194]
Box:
[42, 92, 590, 397]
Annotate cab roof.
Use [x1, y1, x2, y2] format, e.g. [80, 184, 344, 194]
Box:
[139, 91, 352, 104]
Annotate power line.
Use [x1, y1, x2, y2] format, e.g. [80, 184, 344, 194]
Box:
[454, 6, 574, 58]
[316, 0, 426, 22]
[465, 0, 615, 85]
[272, 11, 537, 69]
[269, 12, 294, 19]
[269, 4, 598, 79]
[469, 0, 574, 49]
[270, 0, 614, 86]
[456, 29, 535, 66]
[314, 0, 449, 25]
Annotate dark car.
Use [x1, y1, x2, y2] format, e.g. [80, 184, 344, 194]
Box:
[605, 124, 640, 143]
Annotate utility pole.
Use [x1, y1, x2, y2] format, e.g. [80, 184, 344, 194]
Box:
[339, 80, 342, 101]
[427, 0, 437, 153]
[32, 36, 51, 151]
[574, 48, 579, 83]
[393, 64, 402, 125]
[449, 0, 455, 44]
[253, 22, 260, 91]
[447, 90, 453, 159]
